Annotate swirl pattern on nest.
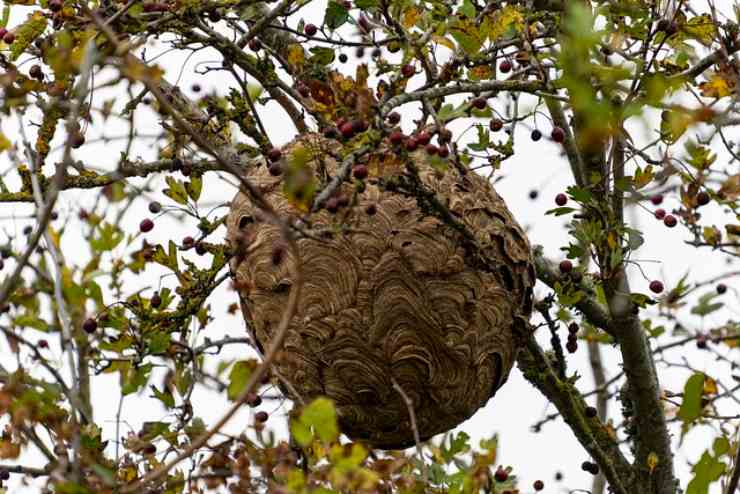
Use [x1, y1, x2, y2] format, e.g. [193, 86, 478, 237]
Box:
[227, 133, 534, 449]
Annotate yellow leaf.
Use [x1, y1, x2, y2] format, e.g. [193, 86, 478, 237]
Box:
[682, 14, 716, 46]
[647, 452, 659, 474]
[487, 5, 524, 41]
[0, 133, 10, 153]
[286, 43, 305, 70]
[402, 6, 420, 28]
[698, 74, 733, 98]
[702, 226, 722, 246]
[469, 64, 493, 81]
[719, 174, 740, 200]
[431, 35, 455, 51]
[703, 376, 718, 395]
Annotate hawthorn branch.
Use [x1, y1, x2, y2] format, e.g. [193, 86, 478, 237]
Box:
[517, 336, 632, 494]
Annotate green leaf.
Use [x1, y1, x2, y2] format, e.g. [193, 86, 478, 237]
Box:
[691, 292, 723, 316]
[712, 437, 730, 457]
[227, 360, 256, 400]
[185, 174, 202, 202]
[678, 373, 705, 432]
[10, 12, 47, 61]
[324, 1, 349, 30]
[308, 46, 336, 65]
[545, 207, 577, 216]
[354, 0, 378, 8]
[686, 451, 725, 494]
[150, 386, 175, 408]
[146, 331, 170, 354]
[91, 223, 123, 252]
[13, 314, 49, 331]
[291, 397, 339, 446]
[163, 176, 188, 205]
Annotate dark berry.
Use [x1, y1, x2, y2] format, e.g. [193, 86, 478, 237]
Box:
[338, 53, 348, 63]
[389, 130, 405, 146]
[555, 193, 568, 206]
[365, 204, 376, 215]
[716, 283, 727, 294]
[387, 112, 401, 125]
[401, 64, 415, 78]
[255, 411, 269, 423]
[265, 163, 281, 176]
[490, 119, 503, 131]
[355, 46, 365, 58]
[656, 18, 671, 32]
[471, 97, 487, 109]
[650, 194, 663, 205]
[559, 260, 573, 273]
[208, 9, 221, 22]
[151, 293, 162, 308]
[568, 322, 579, 334]
[654, 208, 666, 220]
[23, 225, 33, 235]
[195, 242, 207, 256]
[70, 133, 85, 149]
[191, 83, 201, 92]
[649, 280, 664, 294]
[267, 148, 282, 163]
[0, 469, 9, 481]
[696, 334, 708, 349]
[438, 128, 452, 143]
[531, 129, 542, 141]
[304, 23, 318, 36]
[140, 219, 154, 233]
[351, 119, 367, 133]
[551, 126, 566, 143]
[533, 480, 544, 491]
[566, 340, 578, 353]
[494, 468, 508, 482]
[248, 38, 262, 51]
[528, 190, 538, 200]
[29, 64, 44, 80]
[371, 47, 382, 58]
[696, 191, 710, 206]
[82, 318, 97, 334]
[584, 406, 598, 418]
[246, 393, 262, 407]
[148, 201, 162, 214]
[499, 59, 512, 73]
[38, 339, 49, 349]
[663, 214, 677, 228]
[49, 0, 63, 11]
[353, 164, 369, 180]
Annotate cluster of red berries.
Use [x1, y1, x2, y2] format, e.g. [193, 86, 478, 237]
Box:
[386, 130, 450, 158]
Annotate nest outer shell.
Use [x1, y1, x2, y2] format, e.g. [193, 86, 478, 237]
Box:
[227, 133, 534, 449]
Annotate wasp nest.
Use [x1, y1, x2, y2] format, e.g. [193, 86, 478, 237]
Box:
[227, 133, 534, 449]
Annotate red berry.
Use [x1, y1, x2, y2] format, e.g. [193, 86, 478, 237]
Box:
[405, 138, 419, 151]
[183, 236, 194, 247]
[559, 260, 573, 273]
[650, 194, 663, 205]
[340, 121, 355, 138]
[438, 146, 449, 158]
[533, 480, 544, 491]
[38, 339, 49, 349]
[389, 130, 405, 146]
[425, 144, 438, 155]
[654, 208, 666, 220]
[267, 148, 282, 162]
[494, 468, 508, 482]
[649, 280, 664, 294]
[555, 193, 567, 206]
[82, 318, 97, 334]
[351, 119, 367, 133]
[255, 411, 269, 423]
[490, 119, 503, 131]
[499, 59, 512, 73]
[472, 97, 487, 109]
[417, 131, 431, 145]
[3, 32, 15, 44]
[304, 23, 318, 36]
[140, 219, 154, 233]
[551, 126, 566, 143]
[663, 214, 677, 227]
[353, 164, 369, 180]
[401, 64, 415, 78]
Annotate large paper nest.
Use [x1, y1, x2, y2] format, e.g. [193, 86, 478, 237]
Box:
[227, 133, 534, 449]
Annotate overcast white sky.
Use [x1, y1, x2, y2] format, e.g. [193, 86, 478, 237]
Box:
[1, 1, 738, 492]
